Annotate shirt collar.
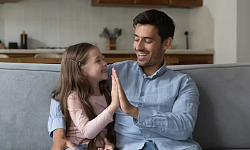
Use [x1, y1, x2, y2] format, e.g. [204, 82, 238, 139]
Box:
[136, 60, 167, 79]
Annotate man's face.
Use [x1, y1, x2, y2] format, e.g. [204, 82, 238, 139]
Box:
[133, 24, 166, 69]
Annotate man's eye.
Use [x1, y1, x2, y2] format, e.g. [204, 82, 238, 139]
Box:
[134, 38, 139, 42]
[145, 39, 152, 43]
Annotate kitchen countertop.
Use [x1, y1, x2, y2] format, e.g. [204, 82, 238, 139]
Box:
[0, 49, 214, 55]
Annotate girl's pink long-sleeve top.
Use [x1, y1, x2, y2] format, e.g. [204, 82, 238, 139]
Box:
[66, 92, 113, 145]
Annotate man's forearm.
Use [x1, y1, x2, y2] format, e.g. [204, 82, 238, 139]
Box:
[126, 106, 139, 120]
[136, 107, 196, 140]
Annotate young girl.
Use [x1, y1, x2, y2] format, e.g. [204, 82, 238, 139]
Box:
[52, 43, 119, 150]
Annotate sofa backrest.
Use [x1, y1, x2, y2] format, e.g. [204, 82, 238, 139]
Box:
[0, 62, 250, 150]
[0, 63, 60, 150]
[169, 64, 250, 149]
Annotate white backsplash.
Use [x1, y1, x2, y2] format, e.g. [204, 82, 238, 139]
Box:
[0, 0, 208, 50]
[0, 4, 4, 43]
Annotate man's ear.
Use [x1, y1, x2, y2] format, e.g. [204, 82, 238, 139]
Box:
[162, 37, 173, 51]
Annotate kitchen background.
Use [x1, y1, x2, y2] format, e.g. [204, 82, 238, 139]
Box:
[0, 0, 250, 64]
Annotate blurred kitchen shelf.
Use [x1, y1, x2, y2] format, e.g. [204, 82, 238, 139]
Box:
[0, 49, 214, 65]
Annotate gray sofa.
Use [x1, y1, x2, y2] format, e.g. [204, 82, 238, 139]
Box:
[0, 62, 249, 150]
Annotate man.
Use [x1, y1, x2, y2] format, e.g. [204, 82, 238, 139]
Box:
[48, 9, 201, 150]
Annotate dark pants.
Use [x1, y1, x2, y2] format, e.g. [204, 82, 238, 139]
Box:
[65, 144, 88, 150]
[140, 141, 202, 150]
[141, 141, 159, 150]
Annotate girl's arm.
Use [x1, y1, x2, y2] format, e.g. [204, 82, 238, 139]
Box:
[68, 76, 119, 139]
[68, 95, 114, 139]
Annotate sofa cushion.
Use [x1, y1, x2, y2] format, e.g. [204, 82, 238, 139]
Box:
[169, 64, 250, 149]
[1, 62, 250, 150]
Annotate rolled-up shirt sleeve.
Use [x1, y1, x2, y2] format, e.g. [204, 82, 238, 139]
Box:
[47, 99, 66, 138]
[134, 77, 199, 140]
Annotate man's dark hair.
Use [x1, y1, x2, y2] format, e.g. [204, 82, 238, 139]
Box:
[133, 9, 175, 43]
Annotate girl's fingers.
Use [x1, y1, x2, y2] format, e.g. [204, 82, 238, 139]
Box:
[111, 75, 115, 92]
[112, 68, 117, 83]
[111, 75, 115, 85]
[112, 75, 118, 90]
[112, 68, 122, 90]
[112, 68, 117, 80]
[112, 68, 124, 101]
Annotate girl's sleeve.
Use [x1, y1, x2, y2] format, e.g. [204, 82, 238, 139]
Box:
[67, 94, 113, 139]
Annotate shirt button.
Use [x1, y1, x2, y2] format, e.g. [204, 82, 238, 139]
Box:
[142, 122, 146, 125]
[161, 128, 165, 132]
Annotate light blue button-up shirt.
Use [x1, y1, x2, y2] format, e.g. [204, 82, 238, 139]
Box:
[48, 60, 200, 150]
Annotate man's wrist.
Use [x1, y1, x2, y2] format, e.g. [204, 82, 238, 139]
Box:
[52, 128, 66, 141]
[127, 106, 138, 120]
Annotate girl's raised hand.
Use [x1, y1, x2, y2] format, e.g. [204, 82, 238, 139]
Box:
[111, 71, 120, 108]
[112, 68, 138, 119]
[107, 68, 120, 114]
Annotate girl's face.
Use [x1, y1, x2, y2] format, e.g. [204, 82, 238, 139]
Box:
[82, 47, 108, 83]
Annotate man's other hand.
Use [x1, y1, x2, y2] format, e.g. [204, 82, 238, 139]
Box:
[98, 138, 114, 150]
[51, 128, 76, 150]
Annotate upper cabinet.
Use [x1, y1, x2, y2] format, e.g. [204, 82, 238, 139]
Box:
[0, 0, 20, 3]
[92, 0, 202, 7]
[169, 0, 203, 7]
[134, 0, 169, 5]
[97, 0, 134, 4]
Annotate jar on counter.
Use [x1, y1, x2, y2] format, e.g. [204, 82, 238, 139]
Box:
[0, 40, 5, 49]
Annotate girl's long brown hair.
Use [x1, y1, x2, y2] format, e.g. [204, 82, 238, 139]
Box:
[52, 43, 114, 150]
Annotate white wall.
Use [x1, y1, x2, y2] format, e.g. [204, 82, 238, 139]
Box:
[1, 0, 191, 50]
[189, 5, 214, 50]
[237, 0, 250, 63]
[191, 0, 250, 64]
[213, 0, 237, 64]
[196, 0, 237, 64]
[0, 5, 4, 44]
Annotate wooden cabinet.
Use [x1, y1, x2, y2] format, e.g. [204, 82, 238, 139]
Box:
[169, 0, 203, 7]
[0, 57, 61, 64]
[97, 0, 133, 4]
[92, 0, 202, 7]
[165, 54, 213, 65]
[103, 54, 179, 65]
[134, 0, 169, 5]
[0, 54, 61, 64]
[102, 53, 213, 65]
[0, 50, 213, 65]
[97, 0, 169, 5]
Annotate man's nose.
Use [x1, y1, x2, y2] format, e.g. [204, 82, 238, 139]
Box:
[135, 40, 144, 50]
[103, 60, 107, 66]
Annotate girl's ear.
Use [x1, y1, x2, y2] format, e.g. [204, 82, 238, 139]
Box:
[162, 37, 173, 51]
[81, 66, 88, 77]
